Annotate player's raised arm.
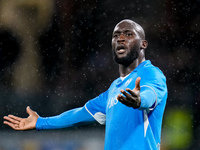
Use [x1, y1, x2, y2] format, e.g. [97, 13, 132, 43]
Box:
[3, 106, 39, 130]
[4, 105, 95, 131]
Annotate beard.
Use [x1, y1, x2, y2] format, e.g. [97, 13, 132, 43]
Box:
[112, 44, 140, 66]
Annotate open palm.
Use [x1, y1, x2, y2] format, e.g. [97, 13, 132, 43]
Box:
[117, 77, 141, 108]
[3, 106, 39, 130]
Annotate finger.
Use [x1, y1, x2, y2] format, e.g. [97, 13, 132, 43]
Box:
[7, 115, 22, 122]
[120, 89, 134, 99]
[126, 88, 139, 96]
[117, 95, 126, 104]
[26, 106, 34, 116]
[134, 77, 141, 91]
[117, 94, 126, 102]
[117, 94, 133, 106]
[3, 121, 19, 130]
[118, 97, 132, 107]
[3, 116, 20, 124]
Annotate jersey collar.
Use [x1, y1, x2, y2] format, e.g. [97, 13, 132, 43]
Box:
[133, 60, 151, 72]
[116, 60, 151, 86]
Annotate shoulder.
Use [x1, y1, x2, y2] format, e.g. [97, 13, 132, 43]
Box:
[139, 61, 166, 80]
[136, 61, 167, 88]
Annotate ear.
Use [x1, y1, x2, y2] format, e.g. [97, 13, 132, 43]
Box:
[140, 40, 148, 49]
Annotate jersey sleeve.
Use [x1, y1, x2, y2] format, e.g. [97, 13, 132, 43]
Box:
[36, 107, 95, 130]
[138, 86, 156, 110]
[139, 68, 167, 110]
[36, 91, 108, 130]
[84, 90, 108, 125]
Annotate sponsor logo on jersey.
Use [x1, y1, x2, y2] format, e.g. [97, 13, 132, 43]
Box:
[108, 97, 118, 108]
[125, 78, 132, 87]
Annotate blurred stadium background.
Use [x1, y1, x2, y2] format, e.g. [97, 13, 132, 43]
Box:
[0, 0, 199, 149]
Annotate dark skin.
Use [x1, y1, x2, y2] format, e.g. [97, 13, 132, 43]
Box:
[112, 19, 148, 108]
[3, 19, 148, 130]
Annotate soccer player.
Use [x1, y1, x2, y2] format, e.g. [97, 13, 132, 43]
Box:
[3, 19, 167, 150]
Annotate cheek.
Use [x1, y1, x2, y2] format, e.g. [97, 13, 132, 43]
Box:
[111, 39, 116, 48]
[126, 39, 135, 48]
[128, 39, 140, 48]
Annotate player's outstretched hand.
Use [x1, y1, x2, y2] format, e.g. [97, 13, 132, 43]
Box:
[117, 77, 141, 108]
[3, 106, 39, 130]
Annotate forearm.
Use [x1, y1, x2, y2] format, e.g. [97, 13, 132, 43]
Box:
[139, 86, 157, 110]
[36, 107, 95, 130]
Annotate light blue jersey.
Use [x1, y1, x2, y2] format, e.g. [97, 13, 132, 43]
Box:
[85, 60, 168, 150]
[36, 60, 167, 150]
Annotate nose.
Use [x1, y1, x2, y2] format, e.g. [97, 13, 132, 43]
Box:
[117, 34, 125, 43]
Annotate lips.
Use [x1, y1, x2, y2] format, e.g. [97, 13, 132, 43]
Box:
[116, 45, 127, 54]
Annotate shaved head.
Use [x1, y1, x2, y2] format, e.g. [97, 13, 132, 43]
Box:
[112, 19, 148, 66]
[114, 19, 146, 40]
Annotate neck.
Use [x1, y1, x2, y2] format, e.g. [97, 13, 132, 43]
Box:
[119, 57, 145, 77]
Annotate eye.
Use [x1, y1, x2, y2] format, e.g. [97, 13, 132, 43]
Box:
[126, 32, 133, 37]
[113, 34, 119, 38]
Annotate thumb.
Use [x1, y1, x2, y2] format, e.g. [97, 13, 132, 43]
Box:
[134, 77, 141, 91]
[26, 106, 34, 116]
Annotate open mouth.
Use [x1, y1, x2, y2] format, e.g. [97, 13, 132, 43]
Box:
[116, 45, 127, 54]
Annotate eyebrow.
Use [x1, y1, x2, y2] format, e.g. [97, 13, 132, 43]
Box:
[113, 29, 134, 34]
[113, 30, 137, 37]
